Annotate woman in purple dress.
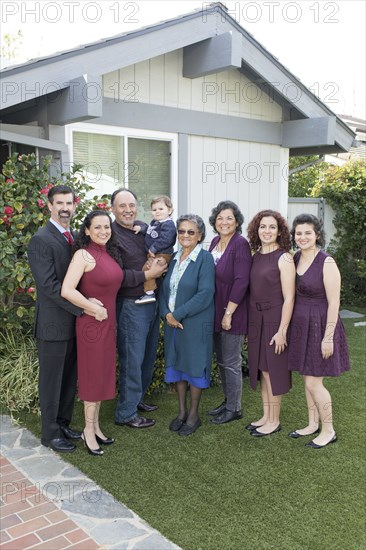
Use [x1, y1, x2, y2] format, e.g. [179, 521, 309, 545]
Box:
[207, 201, 252, 424]
[246, 210, 295, 436]
[288, 214, 350, 449]
[62, 211, 123, 456]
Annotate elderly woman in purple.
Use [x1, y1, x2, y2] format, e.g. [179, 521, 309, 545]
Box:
[208, 201, 252, 424]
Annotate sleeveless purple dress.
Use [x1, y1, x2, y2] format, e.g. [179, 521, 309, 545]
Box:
[288, 250, 350, 376]
[248, 248, 292, 396]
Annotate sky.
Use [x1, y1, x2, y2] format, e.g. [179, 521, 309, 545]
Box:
[1, 0, 365, 118]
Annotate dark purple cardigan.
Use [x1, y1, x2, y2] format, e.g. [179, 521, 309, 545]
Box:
[209, 232, 252, 335]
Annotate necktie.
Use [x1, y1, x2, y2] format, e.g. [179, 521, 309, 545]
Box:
[63, 231, 73, 245]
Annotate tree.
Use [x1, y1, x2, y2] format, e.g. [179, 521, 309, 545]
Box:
[312, 159, 366, 303]
[288, 155, 328, 197]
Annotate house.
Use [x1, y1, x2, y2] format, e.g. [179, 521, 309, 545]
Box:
[0, 2, 356, 231]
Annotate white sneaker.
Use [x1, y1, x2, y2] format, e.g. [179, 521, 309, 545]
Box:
[134, 293, 156, 305]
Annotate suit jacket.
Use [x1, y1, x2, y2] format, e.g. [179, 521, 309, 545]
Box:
[27, 221, 83, 341]
[209, 232, 252, 335]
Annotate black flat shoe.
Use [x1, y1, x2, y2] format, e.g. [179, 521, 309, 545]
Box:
[305, 433, 337, 449]
[288, 428, 320, 439]
[179, 417, 202, 436]
[245, 423, 263, 431]
[169, 414, 188, 432]
[250, 425, 282, 437]
[81, 432, 104, 456]
[41, 438, 76, 453]
[95, 434, 115, 445]
[211, 409, 242, 425]
[208, 400, 227, 416]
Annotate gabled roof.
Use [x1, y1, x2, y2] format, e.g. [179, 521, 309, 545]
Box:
[0, 2, 356, 154]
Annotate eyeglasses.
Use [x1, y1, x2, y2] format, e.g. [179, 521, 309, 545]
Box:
[177, 229, 197, 236]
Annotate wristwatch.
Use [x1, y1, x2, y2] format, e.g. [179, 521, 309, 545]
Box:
[225, 310, 232, 316]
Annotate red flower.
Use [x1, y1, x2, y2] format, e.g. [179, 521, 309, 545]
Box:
[4, 206, 14, 216]
[37, 199, 45, 208]
[6, 178, 15, 184]
[17, 287, 25, 293]
[27, 287, 35, 294]
[40, 183, 54, 195]
[74, 196, 80, 204]
[2, 216, 10, 226]
[96, 202, 110, 211]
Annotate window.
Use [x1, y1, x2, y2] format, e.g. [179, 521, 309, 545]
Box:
[68, 124, 177, 222]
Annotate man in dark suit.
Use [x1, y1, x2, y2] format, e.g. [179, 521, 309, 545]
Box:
[27, 184, 85, 452]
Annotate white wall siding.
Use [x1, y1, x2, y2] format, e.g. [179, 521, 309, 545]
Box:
[188, 136, 289, 243]
[103, 50, 282, 122]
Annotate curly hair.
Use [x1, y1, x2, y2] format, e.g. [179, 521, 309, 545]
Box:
[290, 213, 326, 248]
[247, 209, 291, 252]
[73, 210, 122, 266]
[209, 200, 244, 234]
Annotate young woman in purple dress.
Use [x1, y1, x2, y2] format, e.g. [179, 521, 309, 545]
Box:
[288, 214, 350, 449]
[246, 210, 295, 436]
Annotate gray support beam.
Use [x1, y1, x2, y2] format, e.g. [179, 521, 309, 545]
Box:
[47, 76, 103, 125]
[283, 117, 336, 148]
[183, 32, 241, 78]
[177, 134, 188, 215]
[0, 130, 68, 152]
[94, 98, 282, 145]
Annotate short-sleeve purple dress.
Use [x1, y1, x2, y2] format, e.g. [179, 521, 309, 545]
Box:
[288, 250, 350, 376]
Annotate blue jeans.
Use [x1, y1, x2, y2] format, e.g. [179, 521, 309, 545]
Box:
[115, 297, 160, 422]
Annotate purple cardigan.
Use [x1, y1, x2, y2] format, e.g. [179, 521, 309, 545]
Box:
[209, 232, 252, 335]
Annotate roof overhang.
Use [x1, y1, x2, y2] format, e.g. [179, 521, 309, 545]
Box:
[0, 2, 355, 155]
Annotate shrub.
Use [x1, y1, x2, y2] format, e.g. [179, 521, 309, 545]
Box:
[312, 159, 366, 303]
[0, 152, 104, 330]
[0, 329, 39, 414]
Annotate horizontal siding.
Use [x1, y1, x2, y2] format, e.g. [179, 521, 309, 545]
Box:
[103, 49, 282, 122]
[187, 136, 288, 245]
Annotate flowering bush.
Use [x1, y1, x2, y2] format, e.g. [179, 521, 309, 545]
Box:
[0, 153, 102, 330]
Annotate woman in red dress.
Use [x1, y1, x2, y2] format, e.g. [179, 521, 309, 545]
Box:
[62, 211, 123, 455]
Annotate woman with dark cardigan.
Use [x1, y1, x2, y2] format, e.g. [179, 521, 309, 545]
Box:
[207, 201, 252, 424]
[246, 210, 295, 437]
[159, 214, 215, 436]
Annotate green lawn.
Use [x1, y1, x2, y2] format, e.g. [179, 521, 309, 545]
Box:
[18, 316, 365, 550]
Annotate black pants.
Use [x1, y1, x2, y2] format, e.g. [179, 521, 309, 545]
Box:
[36, 339, 77, 440]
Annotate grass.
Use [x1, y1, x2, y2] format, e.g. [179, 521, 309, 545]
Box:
[16, 315, 365, 550]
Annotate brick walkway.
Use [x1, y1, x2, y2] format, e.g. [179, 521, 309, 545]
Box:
[1, 455, 99, 550]
[1, 416, 180, 550]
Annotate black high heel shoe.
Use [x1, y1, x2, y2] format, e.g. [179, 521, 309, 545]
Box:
[81, 431, 104, 456]
[95, 434, 115, 445]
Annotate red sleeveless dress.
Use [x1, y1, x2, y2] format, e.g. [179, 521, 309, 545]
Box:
[76, 244, 123, 401]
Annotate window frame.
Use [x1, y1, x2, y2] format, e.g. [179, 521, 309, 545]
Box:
[66, 122, 178, 211]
